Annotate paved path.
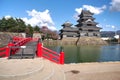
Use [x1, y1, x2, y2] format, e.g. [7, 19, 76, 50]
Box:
[0, 58, 65, 80]
[61, 62, 120, 80]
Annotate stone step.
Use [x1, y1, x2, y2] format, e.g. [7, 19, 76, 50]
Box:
[8, 54, 35, 59]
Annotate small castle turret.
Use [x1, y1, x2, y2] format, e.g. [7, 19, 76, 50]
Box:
[59, 21, 79, 39]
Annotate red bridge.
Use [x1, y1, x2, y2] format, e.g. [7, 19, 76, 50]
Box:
[0, 37, 64, 64]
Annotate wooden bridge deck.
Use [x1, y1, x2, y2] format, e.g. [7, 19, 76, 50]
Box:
[9, 41, 38, 59]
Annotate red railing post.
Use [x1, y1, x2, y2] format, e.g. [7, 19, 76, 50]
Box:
[60, 50, 64, 64]
[6, 42, 14, 57]
[37, 39, 42, 57]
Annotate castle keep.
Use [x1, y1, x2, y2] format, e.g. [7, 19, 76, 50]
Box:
[60, 10, 102, 39]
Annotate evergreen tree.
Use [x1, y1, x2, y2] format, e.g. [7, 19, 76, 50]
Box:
[0, 17, 6, 31]
[26, 24, 33, 37]
[34, 26, 40, 32]
[16, 18, 26, 32]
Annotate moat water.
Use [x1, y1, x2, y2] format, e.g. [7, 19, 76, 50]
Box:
[46, 44, 120, 63]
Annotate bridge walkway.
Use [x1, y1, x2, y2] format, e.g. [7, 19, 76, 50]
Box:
[9, 41, 38, 59]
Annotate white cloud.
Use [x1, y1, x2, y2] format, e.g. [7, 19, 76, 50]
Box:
[83, 5, 106, 15]
[74, 8, 82, 20]
[106, 25, 115, 29]
[111, 25, 115, 29]
[97, 24, 102, 27]
[110, 0, 120, 11]
[22, 9, 56, 31]
[75, 5, 106, 15]
[98, 24, 117, 31]
[105, 25, 117, 31]
[75, 8, 82, 14]
[5, 15, 12, 20]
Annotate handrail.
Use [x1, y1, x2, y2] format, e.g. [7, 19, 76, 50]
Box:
[10, 37, 32, 55]
[37, 41, 64, 64]
[42, 47, 59, 56]
[0, 47, 6, 51]
[0, 47, 7, 57]
[42, 47, 60, 64]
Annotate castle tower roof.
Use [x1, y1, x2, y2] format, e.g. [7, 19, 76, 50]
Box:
[78, 10, 94, 17]
[61, 21, 73, 27]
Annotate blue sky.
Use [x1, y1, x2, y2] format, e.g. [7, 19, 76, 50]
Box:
[0, 0, 120, 31]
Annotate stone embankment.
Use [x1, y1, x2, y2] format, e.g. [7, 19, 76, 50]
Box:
[0, 32, 24, 47]
[0, 33, 10, 47]
[43, 37, 108, 46]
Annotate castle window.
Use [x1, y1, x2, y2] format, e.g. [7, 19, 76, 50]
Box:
[87, 24, 92, 26]
[67, 35, 73, 37]
[88, 29, 93, 32]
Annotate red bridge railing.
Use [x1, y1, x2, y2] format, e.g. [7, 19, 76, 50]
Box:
[11, 37, 32, 55]
[0, 37, 64, 64]
[36, 39, 64, 64]
[0, 47, 7, 57]
[0, 37, 32, 57]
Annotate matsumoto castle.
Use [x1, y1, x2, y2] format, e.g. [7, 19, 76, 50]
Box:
[59, 10, 102, 39]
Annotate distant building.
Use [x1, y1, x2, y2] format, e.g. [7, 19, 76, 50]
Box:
[114, 35, 120, 44]
[101, 37, 110, 40]
[33, 32, 41, 39]
[114, 35, 119, 39]
[59, 10, 102, 39]
[118, 38, 120, 44]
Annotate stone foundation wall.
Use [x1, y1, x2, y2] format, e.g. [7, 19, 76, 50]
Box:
[77, 37, 108, 45]
[43, 37, 108, 46]
[0, 32, 26, 47]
